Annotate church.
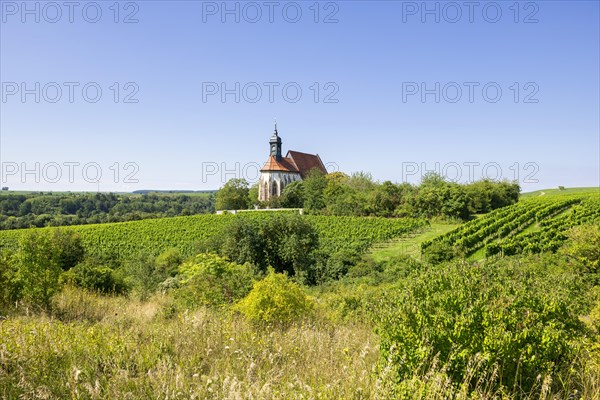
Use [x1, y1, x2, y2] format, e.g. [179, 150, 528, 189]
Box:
[258, 125, 328, 202]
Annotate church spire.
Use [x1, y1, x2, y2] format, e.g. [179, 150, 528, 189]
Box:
[269, 121, 282, 161]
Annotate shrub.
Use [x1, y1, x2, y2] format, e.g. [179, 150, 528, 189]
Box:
[50, 229, 85, 271]
[560, 224, 600, 275]
[154, 248, 183, 279]
[235, 270, 314, 325]
[124, 252, 160, 301]
[314, 248, 361, 283]
[61, 260, 127, 294]
[174, 253, 255, 308]
[218, 214, 319, 281]
[376, 256, 590, 395]
[421, 240, 457, 264]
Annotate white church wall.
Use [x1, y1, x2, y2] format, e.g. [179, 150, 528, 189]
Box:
[258, 171, 302, 202]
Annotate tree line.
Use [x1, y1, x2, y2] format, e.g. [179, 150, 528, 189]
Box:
[216, 171, 520, 220]
[0, 192, 214, 230]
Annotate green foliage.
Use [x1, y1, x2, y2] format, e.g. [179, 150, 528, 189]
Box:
[421, 240, 458, 264]
[174, 253, 255, 308]
[412, 174, 471, 220]
[372, 181, 404, 217]
[0, 251, 18, 309]
[5, 228, 85, 309]
[288, 171, 518, 220]
[154, 248, 183, 279]
[0, 191, 214, 230]
[465, 179, 520, 214]
[248, 183, 259, 207]
[218, 213, 319, 280]
[61, 260, 127, 294]
[421, 194, 598, 260]
[280, 180, 304, 208]
[235, 270, 314, 325]
[124, 252, 160, 300]
[215, 178, 250, 210]
[14, 231, 63, 309]
[376, 256, 590, 394]
[560, 224, 600, 275]
[48, 229, 85, 271]
[302, 168, 327, 213]
[314, 248, 361, 283]
[0, 213, 426, 272]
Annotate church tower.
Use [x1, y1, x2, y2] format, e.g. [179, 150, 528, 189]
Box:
[270, 124, 282, 161]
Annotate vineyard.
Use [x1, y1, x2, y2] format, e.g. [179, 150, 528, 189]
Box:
[0, 213, 428, 261]
[421, 192, 600, 258]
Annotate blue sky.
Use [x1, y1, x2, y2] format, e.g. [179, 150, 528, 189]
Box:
[1, 0, 598, 192]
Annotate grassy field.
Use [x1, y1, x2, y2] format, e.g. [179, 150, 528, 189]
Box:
[370, 223, 459, 262]
[0, 288, 378, 400]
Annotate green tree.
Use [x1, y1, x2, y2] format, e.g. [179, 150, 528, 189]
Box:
[303, 169, 327, 213]
[155, 248, 184, 279]
[373, 181, 403, 217]
[51, 229, 85, 271]
[215, 178, 250, 210]
[218, 214, 319, 281]
[15, 231, 63, 309]
[280, 180, 304, 208]
[248, 183, 259, 208]
[323, 175, 357, 216]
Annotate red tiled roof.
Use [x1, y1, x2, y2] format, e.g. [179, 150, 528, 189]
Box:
[260, 156, 300, 173]
[286, 150, 327, 178]
[260, 151, 328, 178]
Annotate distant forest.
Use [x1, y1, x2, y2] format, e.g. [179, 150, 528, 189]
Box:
[0, 192, 215, 230]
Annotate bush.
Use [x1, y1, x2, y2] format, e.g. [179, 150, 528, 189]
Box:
[376, 256, 590, 395]
[421, 240, 457, 264]
[235, 270, 314, 325]
[560, 224, 600, 275]
[314, 248, 361, 283]
[217, 214, 319, 281]
[174, 253, 255, 308]
[61, 260, 127, 294]
[124, 252, 160, 301]
[50, 229, 85, 271]
[154, 248, 183, 279]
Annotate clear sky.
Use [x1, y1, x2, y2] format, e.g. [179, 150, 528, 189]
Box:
[1, 0, 598, 192]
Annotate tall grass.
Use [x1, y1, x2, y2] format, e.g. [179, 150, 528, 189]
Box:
[1, 287, 378, 399]
[1, 287, 598, 399]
